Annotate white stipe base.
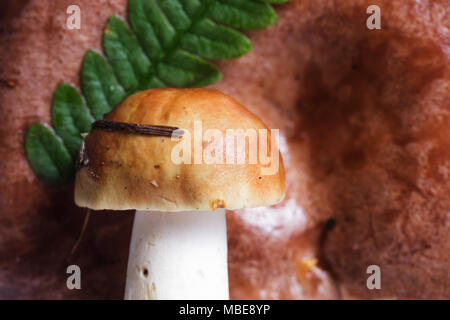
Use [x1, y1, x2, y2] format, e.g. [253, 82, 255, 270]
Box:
[124, 209, 229, 300]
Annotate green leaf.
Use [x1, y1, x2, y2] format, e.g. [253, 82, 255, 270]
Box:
[157, 49, 222, 87]
[51, 83, 94, 158]
[103, 15, 151, 91]
[208, 0, 277, 30]
[128, 0, 178, 55]
[81, 50, 126, 119]
[25, 123, 74, 184]
[178, 0, 203, 17]
[157, 0, 192, 32]
[181, 18, 251, 59]
[25, 0, 288, 184]
[128, 0, 165, 61]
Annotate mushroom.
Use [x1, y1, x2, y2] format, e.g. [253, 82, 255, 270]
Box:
[74, 88, 285, 299]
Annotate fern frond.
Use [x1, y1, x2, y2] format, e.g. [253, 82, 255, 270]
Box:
[25, 0, 287, 184]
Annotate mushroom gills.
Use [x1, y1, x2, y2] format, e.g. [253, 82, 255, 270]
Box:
[124, 209, 229, 300]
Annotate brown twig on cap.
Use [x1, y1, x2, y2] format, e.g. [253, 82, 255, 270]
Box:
[92, 120, 183, 137]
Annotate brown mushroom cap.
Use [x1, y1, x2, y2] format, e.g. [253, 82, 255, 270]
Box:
[74, 88, 285, 211]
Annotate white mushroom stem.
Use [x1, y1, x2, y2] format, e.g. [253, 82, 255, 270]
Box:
[124, 209, 229, 300]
